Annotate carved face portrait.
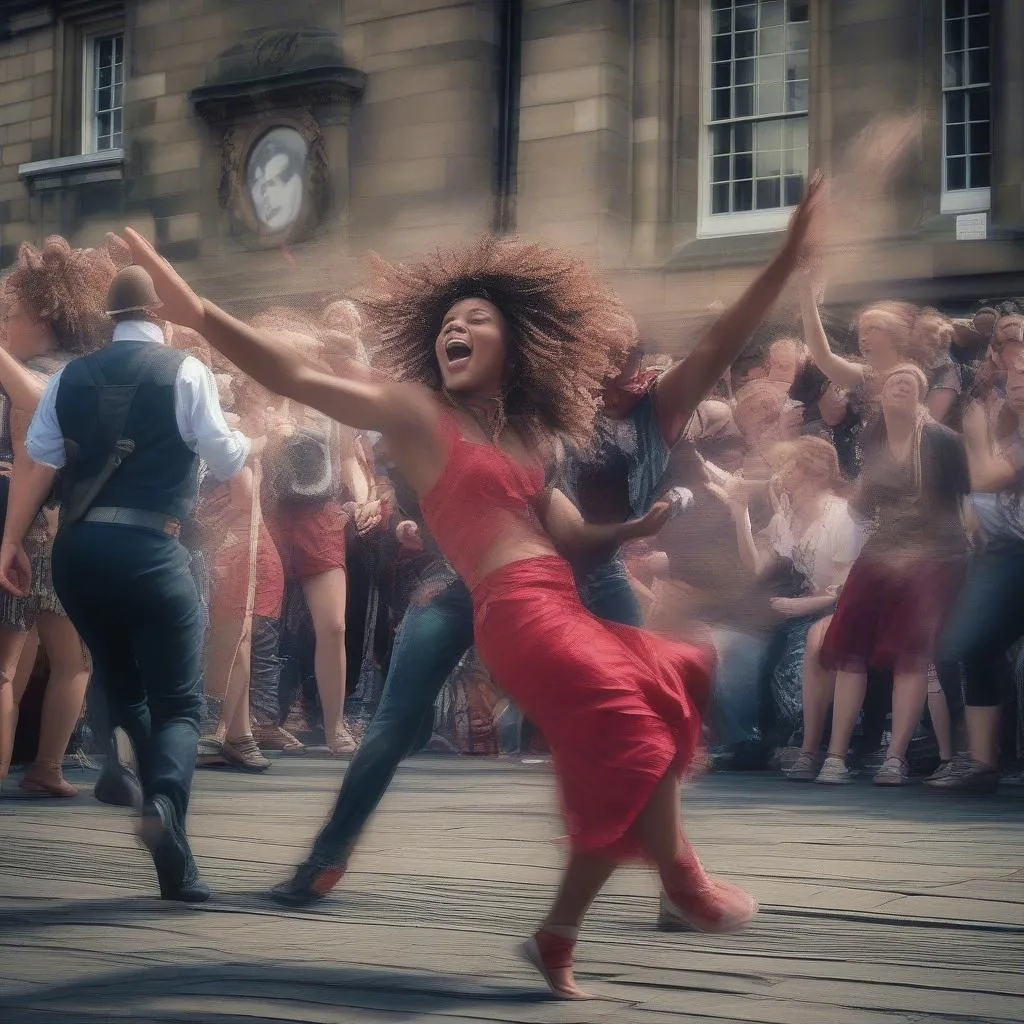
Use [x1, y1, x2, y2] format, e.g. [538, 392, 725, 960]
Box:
[246, 127, 307, 233]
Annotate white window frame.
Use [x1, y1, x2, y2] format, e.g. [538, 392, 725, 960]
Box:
[697, 0, 809, 238]
[80, 28, 125, 156]
[940, 0, 991, 215]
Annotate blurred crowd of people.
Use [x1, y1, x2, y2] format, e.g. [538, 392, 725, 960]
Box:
[1, 232, 1022, 803]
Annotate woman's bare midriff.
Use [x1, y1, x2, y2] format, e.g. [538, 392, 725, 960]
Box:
[469, 525, 559, 591]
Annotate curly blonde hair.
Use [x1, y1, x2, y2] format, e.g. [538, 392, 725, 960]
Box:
[359, 235, 637, 447]
[3, 236, 115, 353]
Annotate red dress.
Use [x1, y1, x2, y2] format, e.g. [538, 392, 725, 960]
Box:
[420, 411, 711, 857]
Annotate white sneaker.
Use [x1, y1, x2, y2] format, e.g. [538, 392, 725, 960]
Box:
[815, 755, 853, 785]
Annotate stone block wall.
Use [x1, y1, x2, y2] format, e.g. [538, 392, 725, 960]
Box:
[0, 24, 56, 267]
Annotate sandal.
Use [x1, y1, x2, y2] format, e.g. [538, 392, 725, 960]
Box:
[328, 724, 358, 757]
[255, 725, 306, 756]
[223, 736, 272, 773]
[19, 761, 79, 798]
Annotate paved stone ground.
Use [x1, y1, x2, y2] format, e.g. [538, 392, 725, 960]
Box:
[0, 758, 1021, 1024]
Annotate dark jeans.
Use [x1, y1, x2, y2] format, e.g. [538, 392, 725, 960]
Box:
[308, 556, 640, 865]
[249, 615, 283, 728]
[54, 523, 204, 823]
[310, 579, 474, 863]
[937, 541, 1024, 708]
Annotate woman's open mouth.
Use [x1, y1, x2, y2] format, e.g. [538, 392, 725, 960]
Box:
[445, 337, 473, 369]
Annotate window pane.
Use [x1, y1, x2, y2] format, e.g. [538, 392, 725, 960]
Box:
[786, 79, 809, 113]
[969, 121, 990, 154]
[783, 117, 807, 150]
[944, 52, 964, 88]
[755, 119, 782, 150]
[734, 121, 752, 152]
[735, 152, 753, 180]
[713, 61, 731, 88]
[736, 5, 757, 32]
[712, 0, 732, 9]
[944, 18, 964, 52]
[946, 0, 964, 16]
[712, 155, 730, 182]
[712, 183, 730, 214]
[736, 31, 756, 58]
[713, 87, 731, 120]
[787, 49, 809, 81]
[98, 64, 112, 90]
[787, 20, 809, 51]
[97, 86, 112, 112]
[758, 54, 785, 84]
[761, 0, 785, 28]
[733, 179, 753, 212]
[966, 0, 989, 14]
[946, 124, 966, 156]
[945, 91, 966, 124]
[968, 48, 989, 85]
[755, 149, 782, 177]
[760, 26, 784, 54]
[759, 83, 784, 115]
[968, 89, 989, 121]
[946, 156, 967, 190]
[113, 82, 123, 109]
[734, 85, 755, 116]
[714, 33, 732, 61]
[970, 154, 990, 187]
[713, 124, 731, 155]
[967, 14, 989, 47]
[783, 174, 805, 205]
[735, 58, 756, 85]
[787, 0, 809, 22]
[756, 178, 781, 209]
[713, 8, 732, 34]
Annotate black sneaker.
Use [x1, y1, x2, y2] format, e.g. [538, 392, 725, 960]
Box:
[269, 859, 346, 907]
[138, 795, 211, 903]
[94, 760, 141, 809]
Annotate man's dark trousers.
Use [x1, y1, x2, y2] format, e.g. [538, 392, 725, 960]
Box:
[52, 521, 204, 823]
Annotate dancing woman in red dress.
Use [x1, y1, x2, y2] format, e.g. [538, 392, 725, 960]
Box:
[120, 179, 821, 998]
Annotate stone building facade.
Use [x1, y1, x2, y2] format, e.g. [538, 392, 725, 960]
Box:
[1, 0, 1022, 349]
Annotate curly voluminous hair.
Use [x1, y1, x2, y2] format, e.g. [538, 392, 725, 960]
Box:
[359, 235, 638, 447]
[3, 236, 115, 353]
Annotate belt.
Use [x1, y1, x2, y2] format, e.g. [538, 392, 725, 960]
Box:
[83, 506, 182, 538]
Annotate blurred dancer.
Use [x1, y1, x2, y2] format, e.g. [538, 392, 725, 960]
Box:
[0, 267, 252, 901]
[121, 175, 820, 997]
[0, 238, 113, 796]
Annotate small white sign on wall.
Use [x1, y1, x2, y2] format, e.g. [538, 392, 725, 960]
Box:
[955, 212, 988, 240]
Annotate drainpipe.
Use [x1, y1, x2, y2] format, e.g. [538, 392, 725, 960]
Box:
[494, 0, 522, 234]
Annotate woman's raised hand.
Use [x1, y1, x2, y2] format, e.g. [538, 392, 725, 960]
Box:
[120, 228, 205, 331]
[784, 170, 827, 271]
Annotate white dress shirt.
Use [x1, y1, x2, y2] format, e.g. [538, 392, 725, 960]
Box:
[26, 319, 250, 482]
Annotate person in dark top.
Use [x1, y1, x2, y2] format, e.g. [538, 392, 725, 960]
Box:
[816, 363, 969, 787]
[0, 267, 252, 902]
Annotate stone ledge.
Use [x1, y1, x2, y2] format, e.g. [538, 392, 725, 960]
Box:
[664, 229, 785, 270]
[17, 149, 125, 193]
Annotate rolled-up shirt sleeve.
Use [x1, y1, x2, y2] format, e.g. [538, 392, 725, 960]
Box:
[24, 368, 68, 469]
[175, 356, 250, 481]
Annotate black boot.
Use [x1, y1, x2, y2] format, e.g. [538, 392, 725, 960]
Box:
[94, 759, 141, 808]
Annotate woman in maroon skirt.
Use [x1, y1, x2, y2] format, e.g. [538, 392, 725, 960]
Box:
[817, 363, 969, 786]
[119, 178, 821, 998]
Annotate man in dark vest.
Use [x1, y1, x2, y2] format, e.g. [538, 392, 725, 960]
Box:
[0, 266, 253, 902]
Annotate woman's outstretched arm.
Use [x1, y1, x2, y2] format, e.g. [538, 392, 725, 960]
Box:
[121, 229, 430, 439]
[653, 172, 827, 444]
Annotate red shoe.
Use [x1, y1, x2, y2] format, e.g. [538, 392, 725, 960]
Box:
[658, 877, 758, 933]
[519, 929, 589, 999]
